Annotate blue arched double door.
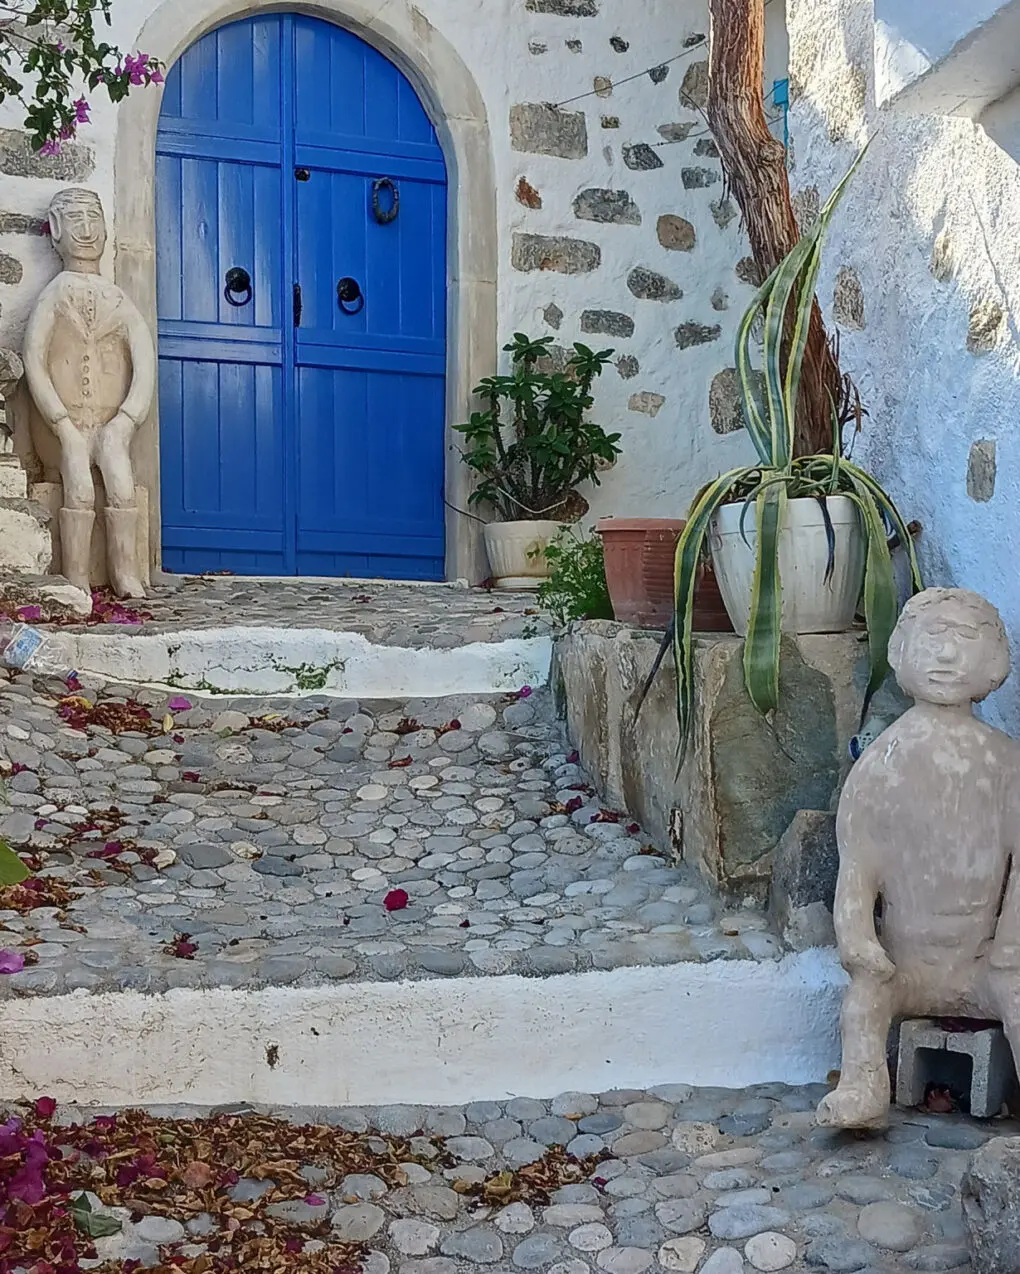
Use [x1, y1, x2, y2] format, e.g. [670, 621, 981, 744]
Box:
[156, 15, 448, 579]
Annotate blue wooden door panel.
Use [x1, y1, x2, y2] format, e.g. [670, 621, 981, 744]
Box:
[157, 14, 447, 578]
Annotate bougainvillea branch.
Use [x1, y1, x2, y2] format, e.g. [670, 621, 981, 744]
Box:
[0, 1, 162, 151]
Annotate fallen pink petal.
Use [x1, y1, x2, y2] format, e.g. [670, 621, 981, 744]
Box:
[168, 696, 193, 712]
[384, 888, 409, 912]
[0, 950, 26, 974]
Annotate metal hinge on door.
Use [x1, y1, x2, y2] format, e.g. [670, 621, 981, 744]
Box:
[293, 282, 302, 327]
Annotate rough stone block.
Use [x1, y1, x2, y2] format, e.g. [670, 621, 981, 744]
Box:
[768, 810, 838, 950]
[682, 166, 720, 188]
[580, 310, 634, 338]
[679, 61, 709, 110]
[30, 482, 151, 590]
[510, 103, 587, 159]
[573, 188, 640, 224]
[526, 0, 597, 13]
[676, 322, 721, 349]
[0, 497, 52, 575]
[623, 143, 664, 171]
[512, 234, 600, 275]
[896, 1019, 1019, 1119]
[0, 458, 27, 498]
[657, 214, 696, 251]
[962, 1136, 1020, 1273]
[554, 623, 868, 893]
[0, 128, 93, 181]
[627, 267, 681, 301]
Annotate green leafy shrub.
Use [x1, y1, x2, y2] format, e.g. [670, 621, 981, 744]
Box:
[536, 530, 613, 626]
[455, 334, 622, 521]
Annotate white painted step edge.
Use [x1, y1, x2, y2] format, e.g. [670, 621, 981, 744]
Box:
[0, 952, 846, 1107]
[40, 628, 553, 699]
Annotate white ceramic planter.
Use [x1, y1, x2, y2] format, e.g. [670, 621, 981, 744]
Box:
[709, 495, 865, 636]
[483, 519, 561, 590]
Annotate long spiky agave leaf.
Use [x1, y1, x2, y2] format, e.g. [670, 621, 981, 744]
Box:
[735, 285, 775, 466]
[842, 461, 924, 593]
[654, 469, 755, 762]
[761, 225, 828, 469]
[742, 483, 786, 716]
[842, 475, 899, 717]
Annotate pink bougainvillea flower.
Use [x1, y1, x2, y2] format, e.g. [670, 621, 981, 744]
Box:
[284, 1239, 303, 1254]
[304, 1193, 325, 1206]
[74, 96, 90, 124]
[565, 796, 583, 814]
[39, 139, 61, 157]
[168, 696, 192, 712]
[65, 672, 82, 692]
[517, 685, 533, 699]
[384, 888, 409, 912]
[34, 818, 48, 831]
[15, 605, 42, 622]
[626, 822, 640, 835]
[8, 1129, 48, 1204]
[34, 1096, 56, 1119]
[182, 771, 201, 783]
[93, 1114, 117, 1130]
[0, 950, 25, 974]
[566, 750, 579, 764]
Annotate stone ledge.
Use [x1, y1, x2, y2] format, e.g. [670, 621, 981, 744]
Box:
[554, 622, 870, 894]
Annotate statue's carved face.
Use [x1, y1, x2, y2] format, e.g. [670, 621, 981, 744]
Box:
[50, 193, 107, 265]
[890, 590, 1010, 705]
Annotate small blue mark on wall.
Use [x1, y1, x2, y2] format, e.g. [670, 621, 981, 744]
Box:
[156, 15, 448, 580]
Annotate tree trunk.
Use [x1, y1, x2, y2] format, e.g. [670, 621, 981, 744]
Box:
[706, 0, 843, 458]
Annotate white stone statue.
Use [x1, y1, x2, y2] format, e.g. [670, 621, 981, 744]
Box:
[23, 188, 155, 598]
[818, 588, 1020, 1129]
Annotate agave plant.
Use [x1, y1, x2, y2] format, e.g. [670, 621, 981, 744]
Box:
[654, 148, 922, 760]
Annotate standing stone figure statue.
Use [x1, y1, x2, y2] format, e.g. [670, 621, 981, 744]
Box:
[818, 588, 1020, 1129]
[23, 188, 155, 598]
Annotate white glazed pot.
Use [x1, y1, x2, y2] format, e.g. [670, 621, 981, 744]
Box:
[709, 494, 865, 636]
[483, 519, 561, 590]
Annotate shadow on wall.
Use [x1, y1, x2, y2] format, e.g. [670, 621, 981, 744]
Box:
[785, 0, 1020, 735]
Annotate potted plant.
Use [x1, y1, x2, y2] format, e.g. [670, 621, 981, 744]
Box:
[650, 150, 922, 755]
[455, 334, 622, 589]
[596, 518, 732, 631]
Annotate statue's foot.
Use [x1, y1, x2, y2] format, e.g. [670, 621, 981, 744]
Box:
[111, 576, 146, 600]
[817, 1072, 890, 1130]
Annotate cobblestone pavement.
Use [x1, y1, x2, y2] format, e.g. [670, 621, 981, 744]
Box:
[43, 577, 551, 648]
[0, 668, 779, 997]
[47, 1083, 1006, 1273]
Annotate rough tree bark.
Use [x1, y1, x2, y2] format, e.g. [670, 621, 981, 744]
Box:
[706, 0, 844, 458]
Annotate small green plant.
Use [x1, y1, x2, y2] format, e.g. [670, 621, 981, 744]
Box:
[536, 529, 613, 626]
[455, 334, 622, 521]
[645, 145, 922, 760]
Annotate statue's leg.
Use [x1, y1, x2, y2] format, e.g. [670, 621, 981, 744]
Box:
[981, 968, 1020, 1099]
[95, 426, 145, 599]
[816, 972, 897, 1129]
[57, 426, 95, 595]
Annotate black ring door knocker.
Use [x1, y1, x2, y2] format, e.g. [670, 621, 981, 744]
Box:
[223, 266, 253, 307]
[371, 177, 399, 225]
[337, 276, 365, 315]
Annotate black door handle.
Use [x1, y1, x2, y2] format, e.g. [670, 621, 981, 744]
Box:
[337, 277, 364, 314]
[224, 266, 253, 307]
[293, 282, 302, 327]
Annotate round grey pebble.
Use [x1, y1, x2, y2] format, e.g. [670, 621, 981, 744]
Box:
[513, 1234, 564, 1268]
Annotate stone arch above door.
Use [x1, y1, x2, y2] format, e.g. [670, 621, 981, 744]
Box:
[115, 0, 496, 583]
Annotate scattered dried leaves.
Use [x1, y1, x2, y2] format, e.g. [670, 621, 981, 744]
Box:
[456, 1145, 608, 1208]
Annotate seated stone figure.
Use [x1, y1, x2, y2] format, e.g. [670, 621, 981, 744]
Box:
[818, 587, 1020, 1129]
[23, 187, 154, 598]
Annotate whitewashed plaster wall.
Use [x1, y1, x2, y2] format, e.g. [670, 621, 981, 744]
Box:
[0, 0, 787, 540]
[786, 0, 1020, 735]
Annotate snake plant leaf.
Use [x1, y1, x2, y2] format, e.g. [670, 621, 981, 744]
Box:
[0, 838, 30, 886]
[782, 144, 870, 447]
[668, 466, 757, 762]
[742, 483, 787, 717]
[735, 279, 776, 466]
[842, 472, 898, 709]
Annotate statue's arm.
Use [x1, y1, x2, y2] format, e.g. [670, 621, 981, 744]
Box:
[23, 287, 67, 429]
[833, 815, 895, 980]
[118, 302, 156, 427]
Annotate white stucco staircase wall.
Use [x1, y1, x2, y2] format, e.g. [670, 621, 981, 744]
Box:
[874, 0, 1020, 115]
[0, 953, 846, 1108]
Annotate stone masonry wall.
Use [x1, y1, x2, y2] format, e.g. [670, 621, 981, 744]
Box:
[0, 0, 788, 532]
[786, 0, 1020, 736]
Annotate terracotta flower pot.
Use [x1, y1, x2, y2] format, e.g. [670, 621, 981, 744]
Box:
[596, 517, 733, 632]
